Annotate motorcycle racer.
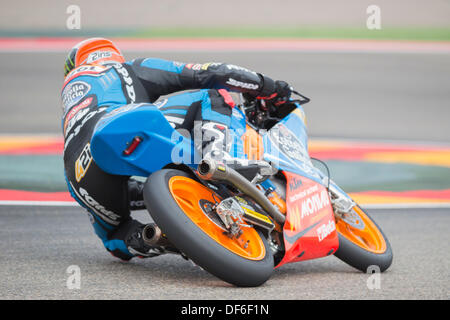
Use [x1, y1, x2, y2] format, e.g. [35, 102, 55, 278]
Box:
[62, 37, 291, 261]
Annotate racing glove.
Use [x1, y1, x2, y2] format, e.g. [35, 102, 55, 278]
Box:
[257, 76, 292, 106]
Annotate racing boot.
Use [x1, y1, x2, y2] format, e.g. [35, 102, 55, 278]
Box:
[195, 121, 276, 182]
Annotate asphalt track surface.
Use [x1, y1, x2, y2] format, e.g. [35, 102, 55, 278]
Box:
[0, 51, 449, 300]
[0, 206, 448, 300]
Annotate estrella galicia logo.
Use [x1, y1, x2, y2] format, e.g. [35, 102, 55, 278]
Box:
[62, 81, 91, 112]
[269, 123, 307, 162]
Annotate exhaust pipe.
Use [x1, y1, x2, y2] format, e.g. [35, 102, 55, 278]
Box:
[197, 159, 286, 225]
[142, 224, 165, 246]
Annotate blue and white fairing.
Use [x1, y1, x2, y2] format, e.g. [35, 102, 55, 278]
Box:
[259, 103, 351, 200]
[261, 104, 323, 183]
[90, 98, 350, 200]
[91, 103, 196, 177]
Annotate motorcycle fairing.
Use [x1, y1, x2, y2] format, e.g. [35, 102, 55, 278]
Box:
[262, 106, 325, 186]
[90, 103, 253, 178]
[275, 172, 339, 268]
[90, 102, 339, 268]
[90, 103, 198, 177]
[258, 105, 339, 267]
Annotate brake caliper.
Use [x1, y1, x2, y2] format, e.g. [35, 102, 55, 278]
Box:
[215, 197, 250, 238]
[215, 196, 275, 238]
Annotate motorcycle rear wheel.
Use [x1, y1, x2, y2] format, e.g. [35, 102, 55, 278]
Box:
[143, 169, 274, 287]
[334, 204, 393, 272]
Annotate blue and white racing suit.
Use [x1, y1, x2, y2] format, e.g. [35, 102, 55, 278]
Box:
[61, 57, 279, 260]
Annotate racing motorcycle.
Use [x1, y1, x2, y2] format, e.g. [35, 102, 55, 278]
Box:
[90, 89, 393, 287]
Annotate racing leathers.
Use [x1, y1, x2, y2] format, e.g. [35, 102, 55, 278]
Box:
[62, 58, 284, 260]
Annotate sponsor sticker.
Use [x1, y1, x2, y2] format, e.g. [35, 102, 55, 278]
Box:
[65, 65, 107, 80]
[62, 81, 91, 111]
[269, 123, 307, 162]
[86, 51, 113, 64]
[186, 62, 221, 71]
[288, 177, 302, 191]
[317, 219, 336, 242]
[186, 63, 202, 71]
[299, 189, 330, 219]
[63, 96, 94, 135]
[226, 64, 257, 75]
[111, 63, 135, 103]
[226, 78, 259, 90]
[74, 184, 121, 224]
[286, 175, 332, 233]
[64, 107, 107, 149]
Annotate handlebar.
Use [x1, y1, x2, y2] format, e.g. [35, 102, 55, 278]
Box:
[242, 88, 310, 129]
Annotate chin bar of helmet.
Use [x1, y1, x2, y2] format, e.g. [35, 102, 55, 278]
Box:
[197, 159, 286, 225]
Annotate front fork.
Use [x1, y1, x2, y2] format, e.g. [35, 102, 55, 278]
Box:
[327, 182, 356, 220]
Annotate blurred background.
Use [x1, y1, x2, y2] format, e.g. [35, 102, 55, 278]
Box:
[1, 0, 450, 37]
[0, 0, 449, 203]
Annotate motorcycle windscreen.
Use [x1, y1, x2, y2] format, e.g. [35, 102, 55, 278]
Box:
[276, 172, 339, 268]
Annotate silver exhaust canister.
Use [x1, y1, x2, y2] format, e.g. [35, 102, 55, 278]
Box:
[197, 159, 286, 225]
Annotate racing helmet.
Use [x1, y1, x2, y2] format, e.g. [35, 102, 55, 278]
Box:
[64, 37, 125, 77]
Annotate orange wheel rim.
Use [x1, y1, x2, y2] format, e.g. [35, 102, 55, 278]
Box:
[168, 176, 266, 260]
[336, 206, 387, 254]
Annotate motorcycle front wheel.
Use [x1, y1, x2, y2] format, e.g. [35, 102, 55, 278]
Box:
[334, 204, 393, 272]
[143, 169, 274, 287]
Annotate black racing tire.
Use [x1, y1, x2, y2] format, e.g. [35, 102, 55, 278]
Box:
[143, 169, 274, 287]
[334, 205, 393, 273]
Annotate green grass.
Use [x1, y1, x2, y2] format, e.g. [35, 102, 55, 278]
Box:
[1, 26, 449, 41]
[1, 155, 450, 193]
[0, 155, 66, 192]
[129, 26, 450, 41]
[325, 161, 450, 193]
